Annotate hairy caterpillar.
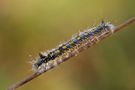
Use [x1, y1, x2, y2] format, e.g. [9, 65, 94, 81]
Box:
[32, 21, 115, 73]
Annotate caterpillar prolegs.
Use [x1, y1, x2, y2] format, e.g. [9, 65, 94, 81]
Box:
[32, 21, 115, 73]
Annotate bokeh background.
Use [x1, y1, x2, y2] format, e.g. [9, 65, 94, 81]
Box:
[0, 0, 135, 90]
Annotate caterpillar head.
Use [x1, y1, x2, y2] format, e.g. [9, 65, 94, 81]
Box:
[32, 52, 48, 71]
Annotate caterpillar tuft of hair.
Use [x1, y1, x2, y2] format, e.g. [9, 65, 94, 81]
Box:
[32, 21, 115, 73]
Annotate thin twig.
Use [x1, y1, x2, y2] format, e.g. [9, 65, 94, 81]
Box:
[7, 16, 135, 90]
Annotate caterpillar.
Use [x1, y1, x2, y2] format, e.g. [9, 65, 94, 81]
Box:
[32, 21, 115, 73]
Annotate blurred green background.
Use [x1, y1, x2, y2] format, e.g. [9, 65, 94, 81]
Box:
[0, 0, 135, 90]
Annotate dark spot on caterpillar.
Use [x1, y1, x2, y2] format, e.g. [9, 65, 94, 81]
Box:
[58, 46, 64, 54]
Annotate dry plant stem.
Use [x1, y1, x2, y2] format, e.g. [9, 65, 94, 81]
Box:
[114, 17, 135, 32]
[7, 17, 135, 90]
